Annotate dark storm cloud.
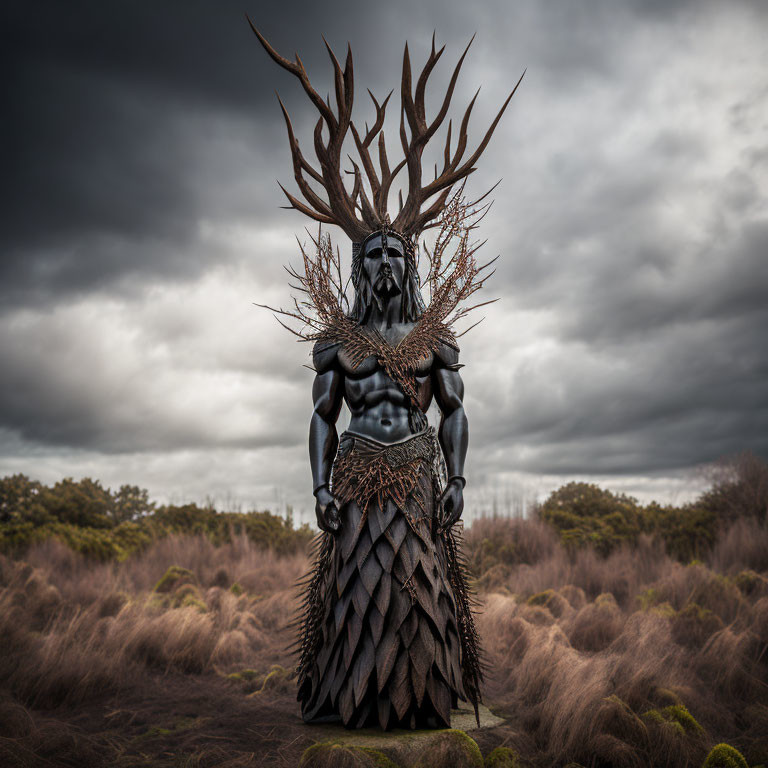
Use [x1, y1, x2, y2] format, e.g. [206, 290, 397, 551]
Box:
[0, 0, 377, 309]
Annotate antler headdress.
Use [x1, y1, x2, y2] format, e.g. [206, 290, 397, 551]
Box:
[247, 18, 524, 243]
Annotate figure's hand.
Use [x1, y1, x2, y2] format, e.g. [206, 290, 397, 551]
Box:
[439, 477, 465, 530]
[314, 485, 341, 534]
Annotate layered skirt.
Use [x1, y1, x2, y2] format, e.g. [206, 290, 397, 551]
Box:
[296, 427, 481, 730]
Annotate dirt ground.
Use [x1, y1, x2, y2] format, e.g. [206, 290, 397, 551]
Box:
[8, 673, 521, 768]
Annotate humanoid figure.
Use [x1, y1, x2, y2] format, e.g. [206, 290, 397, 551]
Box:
[303, 228, 470, 728]
[249, 20, 523, 729]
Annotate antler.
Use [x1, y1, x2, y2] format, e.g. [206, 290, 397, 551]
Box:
[247, 16, 375, 241]
[248, 18, 523, 242]
[392, 34, 525, 237]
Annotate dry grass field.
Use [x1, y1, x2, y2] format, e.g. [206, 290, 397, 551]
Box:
[1, 463, 767, 767]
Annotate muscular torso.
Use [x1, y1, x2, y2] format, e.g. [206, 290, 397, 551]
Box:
[310, 317, 466, 499]
[339, 322, 433, 443]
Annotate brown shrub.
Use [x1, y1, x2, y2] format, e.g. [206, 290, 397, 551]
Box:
[697, 627, 765, 700]
[0, 528, 312, 716]
[526, 589, 571, 618]
[0, 695, 35, 738]
[465, 516, 560, 572]
[0, 716, 105, 768]
[708, 516, 768, 574]
[564, 599, 625, 652]
[559, 584, 587, 609]
[701, 451, 768, 525]
[2, 602, 133, 708]
[119, 602, 219, 673]
[671, 604, 724, 648]
[212, 630, 251, 667]
[751, 597, 768, 642]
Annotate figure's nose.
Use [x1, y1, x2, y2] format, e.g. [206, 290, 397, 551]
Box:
[381, 248, 390, 266]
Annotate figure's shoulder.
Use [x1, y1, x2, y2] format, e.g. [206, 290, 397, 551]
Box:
[312, 339, 342, 374]
[432, 337, 463, 371]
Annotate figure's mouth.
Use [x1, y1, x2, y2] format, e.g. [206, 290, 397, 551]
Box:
[373, 268, 401, 298]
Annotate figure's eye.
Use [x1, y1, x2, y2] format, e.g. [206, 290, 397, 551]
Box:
[364, 247, 402, 258]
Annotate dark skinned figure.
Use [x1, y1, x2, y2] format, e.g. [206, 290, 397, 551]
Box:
[249, 20, 524, 730]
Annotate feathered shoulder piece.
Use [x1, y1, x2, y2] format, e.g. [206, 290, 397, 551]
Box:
[258, 186, 499, 378]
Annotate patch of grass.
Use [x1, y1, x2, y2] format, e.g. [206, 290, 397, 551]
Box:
[250, 664, 292, 696]
[298, 742, 397, 767]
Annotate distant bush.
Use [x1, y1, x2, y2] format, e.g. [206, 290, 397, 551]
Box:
[534, 471, 758, 562]
[700, 451, 768, 524]
[2, 450, 766, 566]
[0, 475, 312, 561]
[536, 482, 644, 556]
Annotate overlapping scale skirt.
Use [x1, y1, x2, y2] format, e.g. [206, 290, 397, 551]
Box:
[296, 431, 479, 730]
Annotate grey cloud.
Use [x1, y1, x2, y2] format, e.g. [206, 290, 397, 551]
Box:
[464, 306, 768, 476]
[0, 294, 310, 453]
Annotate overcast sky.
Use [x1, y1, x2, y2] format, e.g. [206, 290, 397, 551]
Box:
[2, 0, 766, 521]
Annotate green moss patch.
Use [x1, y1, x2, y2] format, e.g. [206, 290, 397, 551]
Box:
[526, 589, 568, 617]
[226, 668, 264, 694]
[637, 587, 664, 611]
[650, 601, 676, 619]
[642, 704, 703, 737]
[484, 746, 521, 767]
[701, 743, 749, 768]
[135, 717, 199, 742]
[153, 565, 196, 594]
[413, 729, 483, 768]
[594, 592, 619, 610]
[527, 589, 555, 607]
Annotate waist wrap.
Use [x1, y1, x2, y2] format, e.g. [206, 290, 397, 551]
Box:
[331, 428, 439, 517]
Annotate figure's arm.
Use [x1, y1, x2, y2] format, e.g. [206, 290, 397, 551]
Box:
[309, 343, 344, 532]
[432, 343, 468, 529]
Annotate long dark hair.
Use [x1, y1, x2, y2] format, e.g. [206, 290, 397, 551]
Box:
[349, 232, 426, 323]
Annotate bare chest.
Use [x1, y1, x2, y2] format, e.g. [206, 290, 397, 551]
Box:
[338, 345, 433, 378]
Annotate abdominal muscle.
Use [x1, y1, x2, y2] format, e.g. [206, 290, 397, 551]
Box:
[345, 368, 430, 443]
[347, 397, 413, 443]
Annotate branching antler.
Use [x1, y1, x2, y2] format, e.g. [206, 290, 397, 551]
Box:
[393, 36, 524, 237]
[248, 17, 524, 241]
[247, 17, 372, 240]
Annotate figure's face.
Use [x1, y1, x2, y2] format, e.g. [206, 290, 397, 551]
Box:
[362, 234, 406, 301]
